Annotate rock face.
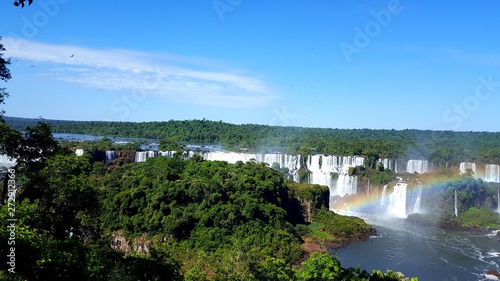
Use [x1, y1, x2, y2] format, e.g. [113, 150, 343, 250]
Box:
[111, 230, 131, 255]
[111, 230, 150, 256]
[117, 150, 136, 163]
[486, 270, 500, 279]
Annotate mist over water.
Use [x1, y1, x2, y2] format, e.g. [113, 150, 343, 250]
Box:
[332, 212, 500, 281]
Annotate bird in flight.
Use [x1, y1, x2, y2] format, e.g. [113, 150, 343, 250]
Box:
[30, 65, 35, 67]
[38, 115, 44, 119]
[69, 54, 74, 58]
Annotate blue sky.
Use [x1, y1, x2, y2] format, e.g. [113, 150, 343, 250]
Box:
[0, 0, 499, 131]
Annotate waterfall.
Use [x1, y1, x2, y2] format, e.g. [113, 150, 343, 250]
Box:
[306, 155, 363, 196]
[410, 185, 423, 214]
[484, 164, 500, 183]
[335, 170, 358, 197]
[378, 158, 398, 172]
[380, 185, 388, 208]
[407, 159, 428, 174]
[158, 151, 176, 158]
[459, 162, 476, 175]
[75, 149, 84, 156]
[367, 179, 370, 199]
[202, 152, 363, 196]
[454, 189, 458, 217]
[135, 151, 156, 162]
[203, 152, 301, 181]
[105, 151, 118, 163]
[387, 182, 407, 218]
[497, 189, 499, 214]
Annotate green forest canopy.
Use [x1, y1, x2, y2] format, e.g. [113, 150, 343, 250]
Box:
[5, 116, 500, 165]
[0, 125, 419, 280]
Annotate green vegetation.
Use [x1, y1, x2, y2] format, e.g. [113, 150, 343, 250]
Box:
[406, 177, 500, 231]
[6, 117, 500, 165]
[460, 208, 500, 229]
[0, 121, 418, 280]
[313, 209, 376, 242]
[60, 137, 141, 152]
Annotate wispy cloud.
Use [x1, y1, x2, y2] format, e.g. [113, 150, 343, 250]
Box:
[405, 44, 500, 67]
[3, 37, 278, 108]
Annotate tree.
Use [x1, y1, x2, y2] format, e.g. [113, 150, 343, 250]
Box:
[0, 37, 12, 117]
[38, 154, 99, 241]
[13, 0, 33, 7]
[0, 37, 11, 82]
[295, 252, 342, 281]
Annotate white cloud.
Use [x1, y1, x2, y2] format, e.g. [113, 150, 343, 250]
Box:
[2, 37, 278, 108]
[405, 44, 500, 67]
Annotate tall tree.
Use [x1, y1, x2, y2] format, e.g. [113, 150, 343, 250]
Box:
[0, 37, 11, 117]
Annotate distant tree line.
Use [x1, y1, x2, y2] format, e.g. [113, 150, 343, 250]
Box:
[5, 116, 500, 165]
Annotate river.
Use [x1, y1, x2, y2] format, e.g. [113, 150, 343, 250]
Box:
[332, 212, 500, 280]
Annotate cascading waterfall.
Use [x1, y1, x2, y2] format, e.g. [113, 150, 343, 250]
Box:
[158, 151, 177, 158]
[387, 182, 407, 218]
[105, 151, 118, 163]
[484, 164, 500, 183]
[135, 151, 156, 162]
[380, 185, 388, 208]
[497, 189, 499, 214]
[307, 155, 336, 190]
[459, 162, 476, 175]
[378, 158, 398, 172]
[410, 185, 423, 214]
[306, 155, 363, 196]
[454, 189, 458, 217]
[75, 149, 84, 156]
[135, 151, 145, 162]
[335, 165, 358, 197]
[407, 160, 428, 174]
[202, 152, 363, 196]
[203, 152, 301, 181]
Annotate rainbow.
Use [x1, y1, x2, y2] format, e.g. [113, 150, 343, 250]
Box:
[330, 175, 499, 216]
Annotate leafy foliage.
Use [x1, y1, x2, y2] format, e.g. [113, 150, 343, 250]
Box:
[13, 0, 33, 8]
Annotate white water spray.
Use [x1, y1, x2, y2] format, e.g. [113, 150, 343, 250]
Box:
[380, 184, 388, 208]
[485, 164, 500, 183]
[407, 160, 428, 174]
[105, 151, 118, 163]
[387, 183, 407, 218]
[411, 185, 423, 214]
[454, 189, 458, 217]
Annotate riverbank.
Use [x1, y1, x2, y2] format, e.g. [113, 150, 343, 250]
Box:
[298, 209, 377, 257]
